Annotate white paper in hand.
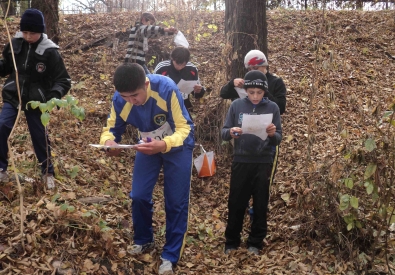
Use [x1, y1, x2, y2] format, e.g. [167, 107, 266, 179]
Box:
[177, 79, 198, 94]
[174, 31, 189, 48]
[89, 144, 137, 149]
[234, 87, 248, 98]
[241, 113, 273, 140]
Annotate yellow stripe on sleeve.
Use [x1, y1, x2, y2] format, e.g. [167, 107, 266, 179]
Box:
[150, 90, 168, 112]
[100, 103, 117, 144]
[120, 102, 133, 121]
[162, 91, 191, 153]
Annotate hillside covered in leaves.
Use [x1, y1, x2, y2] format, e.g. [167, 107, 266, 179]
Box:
[0, 9, 395, 274]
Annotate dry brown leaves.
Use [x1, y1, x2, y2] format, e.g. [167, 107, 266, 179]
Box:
[1, 9, 394, 275]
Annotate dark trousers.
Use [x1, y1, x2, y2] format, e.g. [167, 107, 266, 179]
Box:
[0, 102, 54, 175]
[225, 162, 273, 250]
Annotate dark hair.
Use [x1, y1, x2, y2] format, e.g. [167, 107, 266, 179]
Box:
[171, 46, 190, 64]
[141, 12, 156, 24]
[113, 63, 146, 92]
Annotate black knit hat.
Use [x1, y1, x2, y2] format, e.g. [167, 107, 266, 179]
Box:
[243, 70, 269, 92]
[20, 9, 45, 33]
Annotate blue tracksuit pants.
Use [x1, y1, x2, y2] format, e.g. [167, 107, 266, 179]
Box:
[130, 146, 193, 264]
[0, 102, 54, 175]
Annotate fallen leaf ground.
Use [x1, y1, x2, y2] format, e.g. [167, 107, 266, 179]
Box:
[0, 9, 394, 275]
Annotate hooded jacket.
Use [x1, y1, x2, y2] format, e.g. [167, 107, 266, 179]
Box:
[0, 32, 71, 109]
[221, 97, 282, 163]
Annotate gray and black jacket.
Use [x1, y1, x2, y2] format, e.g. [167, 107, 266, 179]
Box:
[0, 32, 71, 109]
[221, 97, 282, 164]
[124, 22, 175, 66]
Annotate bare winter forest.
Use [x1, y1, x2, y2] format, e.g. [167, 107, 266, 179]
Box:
[0, 8, 395, 275]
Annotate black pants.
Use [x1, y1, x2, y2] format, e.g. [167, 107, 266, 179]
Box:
[225, 162, 273, 250]
[0, 102, 54, 175]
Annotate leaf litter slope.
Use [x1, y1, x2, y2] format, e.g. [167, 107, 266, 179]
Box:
[0, 9, 394, 274]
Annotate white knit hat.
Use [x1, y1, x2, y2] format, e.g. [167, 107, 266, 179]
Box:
[244, 50, 268, 69]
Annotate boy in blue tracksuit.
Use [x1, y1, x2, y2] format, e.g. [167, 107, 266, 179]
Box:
[221, 70, 282, 255]
[100, 63, 194, 275]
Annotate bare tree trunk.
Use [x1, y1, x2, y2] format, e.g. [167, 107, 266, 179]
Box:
[106, 0, 113, 12]
[225, 0, 268, 80]
[356, 0, 363, 9]
[1, 1, 16, 17]
[31, 0, 60, 44]
[20, 0, 30, 14]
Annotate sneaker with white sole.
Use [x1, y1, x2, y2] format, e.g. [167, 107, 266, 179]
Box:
[128, 241, 154, 255]
[158, 257, 173, 275]
[0, 171, 9, 182]
[42, 174, 55, 189]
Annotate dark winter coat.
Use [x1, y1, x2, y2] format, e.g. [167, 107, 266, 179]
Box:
[0, 32, 71, 109]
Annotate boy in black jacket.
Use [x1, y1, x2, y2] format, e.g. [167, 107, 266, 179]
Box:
[0, 9, 71, 189]
[220, 50, 286, 115]
[221, 70, 282, 255]
[154, 46, 205, 112]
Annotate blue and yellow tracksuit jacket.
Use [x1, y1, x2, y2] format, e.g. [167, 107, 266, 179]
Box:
[100, 74, 194, 151]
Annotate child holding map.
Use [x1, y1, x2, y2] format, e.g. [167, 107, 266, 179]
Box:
[221, 70, 282, 255]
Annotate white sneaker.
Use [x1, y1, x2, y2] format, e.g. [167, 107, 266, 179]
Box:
[42, 174, 55, 189]
[0, 171, 9, 182]
[158, 257, 173, 275]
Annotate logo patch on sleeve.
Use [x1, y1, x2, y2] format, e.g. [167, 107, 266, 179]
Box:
[238, 113, 244, 124]
[36, 63, 46, 73]
[154, 114, 166, 126]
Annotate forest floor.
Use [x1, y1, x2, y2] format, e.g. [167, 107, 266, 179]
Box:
[0, 9, 395, 275]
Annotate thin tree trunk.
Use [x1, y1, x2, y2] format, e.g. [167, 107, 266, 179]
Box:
[31, 0, 60, 44]
[1, 1, 16, 16]
[356, 0, 363, 9]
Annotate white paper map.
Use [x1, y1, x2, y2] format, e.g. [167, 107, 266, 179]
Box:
[177, 79, 198, 94]
[241, 113, 273, 140]
[234, 87, 248, 98]
[174, 31, 189, 48]
[89, 144, 137, 149]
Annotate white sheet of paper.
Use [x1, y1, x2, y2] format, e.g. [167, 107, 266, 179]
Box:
[235, 87, 248, 98]
[177, 79, 198, 94]
[174, 31, 189, 48]
[241, 113, 273, 140]
[89, 144, 137, 149]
